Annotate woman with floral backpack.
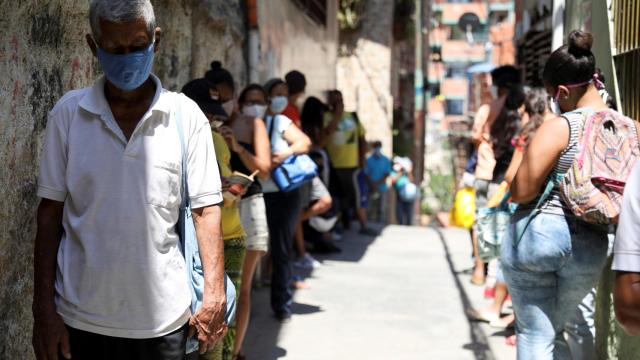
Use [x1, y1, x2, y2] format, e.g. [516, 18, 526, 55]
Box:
[501, 30, 640, 359]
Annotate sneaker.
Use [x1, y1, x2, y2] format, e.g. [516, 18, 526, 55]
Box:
[358, 227, 379, 236]
[331, 231, 343, 242]
[293, 254, 321, 270]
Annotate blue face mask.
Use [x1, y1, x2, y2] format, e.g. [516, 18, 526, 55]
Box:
[97, 43, 155, 91]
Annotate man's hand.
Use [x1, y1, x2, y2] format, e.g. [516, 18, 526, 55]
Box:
[32, 305, 71, 360]
[189, 293, 228, 353]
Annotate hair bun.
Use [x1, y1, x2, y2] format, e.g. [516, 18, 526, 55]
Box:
[210, 61, 223, 70]
[568, 30, 593, 54]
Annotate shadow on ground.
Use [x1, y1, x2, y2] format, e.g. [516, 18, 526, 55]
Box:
[434, 227, 497, 360]
[243, 223, 386, 359]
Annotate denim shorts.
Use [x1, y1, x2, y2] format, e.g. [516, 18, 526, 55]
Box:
[500, 212, 608, 360]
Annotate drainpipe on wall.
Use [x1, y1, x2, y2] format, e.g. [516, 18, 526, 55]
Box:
[413, 0, 426, 186]
[246, 0, 260, 83]
[551, 0, 565, 51]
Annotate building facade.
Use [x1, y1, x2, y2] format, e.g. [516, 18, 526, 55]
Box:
[0, 1, 340, 358]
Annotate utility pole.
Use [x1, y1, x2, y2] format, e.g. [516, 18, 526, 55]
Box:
[413, 0, 429, 185]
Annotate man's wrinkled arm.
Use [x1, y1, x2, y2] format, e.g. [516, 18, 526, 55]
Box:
[192, 205, 225, 306]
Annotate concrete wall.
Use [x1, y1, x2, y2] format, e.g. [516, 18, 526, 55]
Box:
[336, 0, 395, 153]
[0, 1, 245, 357]
[257, 0, 339, 99]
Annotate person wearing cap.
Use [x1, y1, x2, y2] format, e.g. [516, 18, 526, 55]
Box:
[182, 78, 248, 360]
[364, 141, 392, 223]
[282, 70, 306, 128]
[33, 1, 226, 359]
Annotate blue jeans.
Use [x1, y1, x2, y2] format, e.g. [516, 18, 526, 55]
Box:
[501, 212, 608, 360]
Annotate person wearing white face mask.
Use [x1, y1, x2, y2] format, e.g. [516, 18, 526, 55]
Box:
[205, 61, 237, 118]
[227, 83, 272, 360]
[204, 63, 273, 360]
[261, 78, 312, 321]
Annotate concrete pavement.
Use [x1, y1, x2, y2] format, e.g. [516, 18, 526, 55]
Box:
[243, 225, 516, 360]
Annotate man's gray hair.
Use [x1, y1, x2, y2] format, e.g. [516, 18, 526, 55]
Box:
[89, 0, 156, 43]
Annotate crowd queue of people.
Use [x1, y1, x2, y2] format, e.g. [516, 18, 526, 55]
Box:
[30, 1, 419, 360]
[459, 29, 640, 359]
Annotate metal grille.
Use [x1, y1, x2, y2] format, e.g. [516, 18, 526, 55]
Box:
[613, 0, 640, 120]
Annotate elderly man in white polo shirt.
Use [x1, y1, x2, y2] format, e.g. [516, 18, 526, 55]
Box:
[614, 162, 640, 336]
[32, 1, 227, 359]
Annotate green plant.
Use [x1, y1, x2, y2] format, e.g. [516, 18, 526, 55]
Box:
[338, 0, 366, 30]
[424, 169, 455, 212]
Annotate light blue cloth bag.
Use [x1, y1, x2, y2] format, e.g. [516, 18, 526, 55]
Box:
[476, 191, 517, 262]
[174, 95, 237, 354]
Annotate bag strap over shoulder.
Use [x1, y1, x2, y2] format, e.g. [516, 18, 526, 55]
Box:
[266, 115, 276, 149]
[175, 94, 189, 210]
[513, 171, 563, 247]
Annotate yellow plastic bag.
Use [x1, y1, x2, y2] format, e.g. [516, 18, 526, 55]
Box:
[450, 187, 476, 229]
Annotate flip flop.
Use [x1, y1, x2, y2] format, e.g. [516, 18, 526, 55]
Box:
[470, 275, 486, 286]
[466, 308, 499, 323]
[489, 315, 516, 329]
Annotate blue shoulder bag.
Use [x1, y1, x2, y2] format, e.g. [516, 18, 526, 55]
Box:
[174, 95, 237, 354]
[267, 115, 317, 192]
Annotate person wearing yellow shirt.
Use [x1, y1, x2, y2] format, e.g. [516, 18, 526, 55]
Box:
[182, 78, 246, 360]
[321, 90, 376, 236]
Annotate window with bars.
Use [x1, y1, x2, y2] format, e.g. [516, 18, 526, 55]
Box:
[292, 0, 327, 26]
[613, 0, 640, 120]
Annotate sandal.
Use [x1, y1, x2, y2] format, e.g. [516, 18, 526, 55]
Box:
[232, 352, 246, 360]
[470, 275, 485, 286]
[489, 314, 515, 329]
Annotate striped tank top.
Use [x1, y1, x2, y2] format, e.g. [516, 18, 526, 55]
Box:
[524, 110, 585, 215]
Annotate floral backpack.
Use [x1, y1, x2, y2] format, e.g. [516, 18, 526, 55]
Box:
[560, 108, 640, 224]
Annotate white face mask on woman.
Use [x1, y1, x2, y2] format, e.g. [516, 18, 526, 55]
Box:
[222, 100, 235, 117]
[242, 104, 267, 118]
[270, 96, 288, 114]
[548, 97, 562, 115]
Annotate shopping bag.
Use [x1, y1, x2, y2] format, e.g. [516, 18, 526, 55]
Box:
[450, 187, 476, 229]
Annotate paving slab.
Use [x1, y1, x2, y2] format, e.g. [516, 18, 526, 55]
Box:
[243, 225, 516, 360]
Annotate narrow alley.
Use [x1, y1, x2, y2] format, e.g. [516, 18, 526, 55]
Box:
[245, 225, 516, 360]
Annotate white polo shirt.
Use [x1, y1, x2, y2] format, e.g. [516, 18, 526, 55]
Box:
[614, 161, 640, 272]
[37, 75, 222, 338]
